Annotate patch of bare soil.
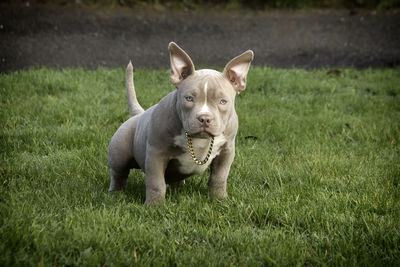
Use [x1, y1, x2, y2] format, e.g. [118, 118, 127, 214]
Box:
[1, 4, 399, 72]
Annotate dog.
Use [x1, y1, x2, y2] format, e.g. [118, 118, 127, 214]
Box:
[108, 42, 254, 205]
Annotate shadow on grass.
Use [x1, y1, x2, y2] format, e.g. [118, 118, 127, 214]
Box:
[104, 170, 210, 205]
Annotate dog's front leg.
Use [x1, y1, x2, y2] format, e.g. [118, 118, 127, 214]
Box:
[144, 145, 168, 205]
[208, 146, 235, 199]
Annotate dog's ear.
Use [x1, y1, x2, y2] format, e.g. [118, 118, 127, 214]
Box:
[223, 50, 254, 94]
[169, 42, 195, 86]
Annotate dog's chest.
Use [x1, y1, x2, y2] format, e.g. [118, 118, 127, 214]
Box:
[172, 134, 227, 175]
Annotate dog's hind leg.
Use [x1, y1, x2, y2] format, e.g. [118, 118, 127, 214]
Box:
[108, 116, 138, 192]
[109, 168, 129, 192]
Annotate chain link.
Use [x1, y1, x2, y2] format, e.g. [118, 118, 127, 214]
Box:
[185, 132, 214, 165]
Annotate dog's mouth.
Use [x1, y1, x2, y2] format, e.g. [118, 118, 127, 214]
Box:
[192, 131, 213, 139]
[186, 128, 215, 139]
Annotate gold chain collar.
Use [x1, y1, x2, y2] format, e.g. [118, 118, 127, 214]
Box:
[185, 132, 214, 165]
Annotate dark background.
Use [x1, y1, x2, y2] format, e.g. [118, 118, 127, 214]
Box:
[1, 1, 399, 72]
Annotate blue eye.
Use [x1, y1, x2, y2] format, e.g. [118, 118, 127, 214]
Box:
[220, 99, 227, 105]
[185, 96, 194, 102]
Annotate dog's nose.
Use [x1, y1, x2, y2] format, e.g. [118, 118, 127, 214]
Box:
[197, 114, 213, 127]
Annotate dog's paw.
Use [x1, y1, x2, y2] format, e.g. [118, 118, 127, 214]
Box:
[144, 197, 165, 207]
[108, 185, 125, 193]
[209, 188, 228, 200]
[144, 190, 166, 206]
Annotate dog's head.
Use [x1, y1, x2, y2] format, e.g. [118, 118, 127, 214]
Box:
[169, 42, 254, 138]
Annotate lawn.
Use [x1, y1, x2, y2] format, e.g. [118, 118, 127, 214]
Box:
[0, 66, 399, 266]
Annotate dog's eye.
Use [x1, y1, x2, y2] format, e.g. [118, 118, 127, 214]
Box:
[220, 99, 227, 105]
[185, 96, 194, 102]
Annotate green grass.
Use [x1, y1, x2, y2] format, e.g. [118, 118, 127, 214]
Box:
[1, 66, 399, 266]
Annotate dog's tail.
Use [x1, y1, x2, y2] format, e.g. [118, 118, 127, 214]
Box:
[126, 61, 145, 116]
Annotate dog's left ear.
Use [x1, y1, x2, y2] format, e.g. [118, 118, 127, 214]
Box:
[223, 50, 254, 94]
[169, 42, 195, 86]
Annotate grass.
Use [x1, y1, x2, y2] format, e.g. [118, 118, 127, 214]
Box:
[0, 66, 399, 266]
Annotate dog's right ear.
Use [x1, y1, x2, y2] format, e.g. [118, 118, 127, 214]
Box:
[169, 42, 195, 86]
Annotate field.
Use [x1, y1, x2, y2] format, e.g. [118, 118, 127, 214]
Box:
[1, 66, 399, 265]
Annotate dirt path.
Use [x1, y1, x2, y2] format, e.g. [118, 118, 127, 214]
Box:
[1, 4, 399, 72]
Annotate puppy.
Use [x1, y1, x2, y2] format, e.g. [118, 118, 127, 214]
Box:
[108, 42, 254, 205]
